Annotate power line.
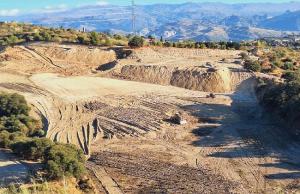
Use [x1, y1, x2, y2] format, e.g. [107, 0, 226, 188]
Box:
[132, 0, 136, 35]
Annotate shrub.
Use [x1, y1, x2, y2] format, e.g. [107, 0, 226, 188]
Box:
[155, 41, 163, 47]
[199, 43, 206, 49]
[0, 130, 11, 148]
[10, 139, 32, 158]
[5, 35, 20, 44]
[128, 36, 144, 48]
[273, 60, 284, 68]
[163, 41, 172, 47]
[90, 32, 99, 45]
[240, 52, 249, 60]
[2, 115, 39, 134]
[244, 60, 261, 72]
[40, 32, 52, 41]
[0, 92, 87, 182]
[0, 93, 30, 117]
[282, 71, 300, 82]
[259, 78, 300, 137]
[45, 143, 86, 180]
[0, 93, 40, 135]
[33, 33, 44, 41]
[29, 138, 54, 160]
[0, 116, 25, 133]
[11, 138, 54, 160]
[283, 62, 294, 70]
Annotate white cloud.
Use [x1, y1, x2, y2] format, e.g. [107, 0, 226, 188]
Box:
[96, 1, 109, 6]
[0, 9, 20, 16]
[76, 1, 109, 8]
[43, 4, 68, 13]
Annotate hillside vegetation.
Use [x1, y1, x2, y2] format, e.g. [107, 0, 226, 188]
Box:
[0, 22, 128, 47]
[0, 92, 92, 193]
[240, 42, 300, 75]
[0, 22, 248, 50]
[257, 72, 300, 137]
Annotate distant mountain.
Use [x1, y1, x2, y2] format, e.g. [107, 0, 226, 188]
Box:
[1, 2, 300, 41]
[259, 10, 300, 31]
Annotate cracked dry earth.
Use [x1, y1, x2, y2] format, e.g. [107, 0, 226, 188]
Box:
[0, 43, 299, 193]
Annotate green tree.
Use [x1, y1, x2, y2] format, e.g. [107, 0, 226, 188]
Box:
[282, 71, 300, 83]
[160, 36, 164, 42]
[199, 43, 206, 49]
[244, 60, 261, 72]
[283, 62, 294, 70]
[0, 93, 39, 135]
[77, 36, 86, 44]
[6, 35, 19, 44]
[45, 143, 86, 180]
[0, 130, 11, 148]
[11, 138, 54, 160]
[90, 32, 99, 45]
[0, 93, 30, 117]
[128, 36, 144, 48]
[40, 31, 52, 41]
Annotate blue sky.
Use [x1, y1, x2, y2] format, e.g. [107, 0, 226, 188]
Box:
[0, 0, 299, 16]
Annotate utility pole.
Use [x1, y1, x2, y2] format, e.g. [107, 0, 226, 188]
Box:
[132, 0, 136, 35]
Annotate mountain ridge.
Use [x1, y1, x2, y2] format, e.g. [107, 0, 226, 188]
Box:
[1, 2, 300, 41]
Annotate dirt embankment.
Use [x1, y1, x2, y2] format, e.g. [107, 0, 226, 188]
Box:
[100, 47, 253, 93]
[128, 47, 241, 62]
[0, 43, 117, 75]
[118, 65, 253, 93]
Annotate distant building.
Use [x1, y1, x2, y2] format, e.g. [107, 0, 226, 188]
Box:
[260, 34, 300, 49]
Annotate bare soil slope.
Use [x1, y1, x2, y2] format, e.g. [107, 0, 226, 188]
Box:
[0, 43, 299, 193]
[0, 43, 116, 75]
[102, 47, 252, 93]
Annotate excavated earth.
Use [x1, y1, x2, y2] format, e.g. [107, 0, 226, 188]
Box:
[0, 43, 299, 193]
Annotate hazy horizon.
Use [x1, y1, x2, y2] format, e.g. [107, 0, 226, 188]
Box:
[1, 0, 300, 16]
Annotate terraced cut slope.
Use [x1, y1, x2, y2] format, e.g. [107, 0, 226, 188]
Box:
[0, 43, 299, 193]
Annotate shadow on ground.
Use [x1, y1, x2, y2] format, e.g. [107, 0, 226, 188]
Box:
[181, 77, 300, 182]
[0, 150, 28, 187]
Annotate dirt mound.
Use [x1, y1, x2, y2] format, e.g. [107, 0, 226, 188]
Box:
[103, 46, 251, 93]
[118, 65, 254, 93]
[152, 47, 241, 59]
[0, 43, 117, 75]
[124, 47, 242, 68]
[171, 67, 233, 92]
[127, 47, 175, 61]
[30, 43, 116, 67]
[120, 65, 173, 85]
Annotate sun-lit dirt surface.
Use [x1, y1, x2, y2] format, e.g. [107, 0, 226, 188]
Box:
[0, 43, 299, 193]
